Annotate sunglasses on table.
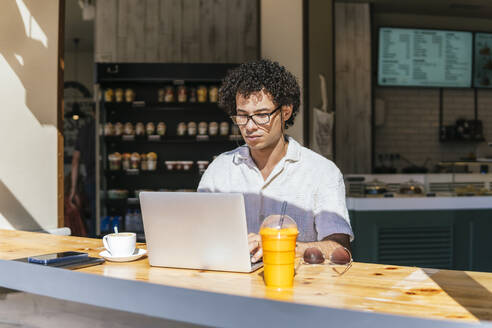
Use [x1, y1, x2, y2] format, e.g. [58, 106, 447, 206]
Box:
[230, 105, 282, 126]
[297, 246, 353, 277]
[328, 247, 353, 276]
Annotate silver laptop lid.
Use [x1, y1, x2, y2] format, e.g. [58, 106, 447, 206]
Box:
[140, 192, 257, 272]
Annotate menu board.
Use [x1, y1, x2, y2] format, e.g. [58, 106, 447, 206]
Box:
[378, 28, 473, 87]
[474, 33, 492, 88]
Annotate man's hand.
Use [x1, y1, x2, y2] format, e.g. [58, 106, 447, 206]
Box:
[248, 233, 263, 263]
[296, 234, 351, 260]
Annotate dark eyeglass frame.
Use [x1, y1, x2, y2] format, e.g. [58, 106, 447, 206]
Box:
[230, 105, 282, 126]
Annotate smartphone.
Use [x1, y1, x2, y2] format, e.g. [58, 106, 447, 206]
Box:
[27, 251, 88, 265]
[50, 256, 105, 270]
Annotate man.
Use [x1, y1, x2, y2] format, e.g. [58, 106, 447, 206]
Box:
[69, 116, 96, 236]
[198, 59, 353, 263]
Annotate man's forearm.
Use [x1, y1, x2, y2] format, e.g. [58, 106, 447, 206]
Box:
[70, 151, 80, 194]
[71, 165, 78, 192]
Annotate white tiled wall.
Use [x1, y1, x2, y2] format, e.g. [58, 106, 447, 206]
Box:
[374, 87, 492, 171]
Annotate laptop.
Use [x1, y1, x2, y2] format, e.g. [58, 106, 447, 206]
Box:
[139, 192, 263, 273]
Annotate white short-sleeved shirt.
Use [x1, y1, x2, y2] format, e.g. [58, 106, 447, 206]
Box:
[197, 136, 354, 242]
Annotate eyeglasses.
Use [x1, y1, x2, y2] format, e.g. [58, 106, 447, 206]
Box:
[230, 105, 282, 126]
[329, 247, 353, 276]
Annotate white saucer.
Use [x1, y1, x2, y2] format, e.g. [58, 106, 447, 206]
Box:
[99, 248, 147, 262]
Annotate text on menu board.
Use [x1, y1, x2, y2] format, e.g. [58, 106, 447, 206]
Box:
[474, 33, 492, 88]
[378, 28, 473, 87]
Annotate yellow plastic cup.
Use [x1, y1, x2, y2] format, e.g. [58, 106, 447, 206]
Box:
[260, 215, 298, 289]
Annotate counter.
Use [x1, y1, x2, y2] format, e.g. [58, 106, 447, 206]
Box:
[347, 195, 492, 272]
[1, 230, 492, 327]
[347, 196, 492, 211]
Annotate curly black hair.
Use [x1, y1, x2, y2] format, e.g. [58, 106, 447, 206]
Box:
[218, 59, 300, 129]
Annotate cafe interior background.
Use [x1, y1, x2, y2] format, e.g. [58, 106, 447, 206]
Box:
[2, 0, 492, 272]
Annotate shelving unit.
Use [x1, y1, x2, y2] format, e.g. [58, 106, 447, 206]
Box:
[95, 63, 240, 237]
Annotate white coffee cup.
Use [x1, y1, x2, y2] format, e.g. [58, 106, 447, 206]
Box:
[103, 232, 136, 257]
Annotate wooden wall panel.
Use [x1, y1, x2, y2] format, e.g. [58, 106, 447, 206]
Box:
[159, 0, 182, 62]
[213, 0, 228, 62]
[126, 0, 146, 62]
[95, 0, 258, 63]
[226, 0, 243, 63]
[94, 0, 117, 62]
[335, 3, 372, 173]
[182, 0, 200, 62]
[116, 0, 129, 62]
[145, 0, 160, 62]
[243, 0, 258, 63]
[199, 0, 215, 63]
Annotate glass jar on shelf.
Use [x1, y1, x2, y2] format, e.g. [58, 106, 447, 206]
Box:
[209, 85, 218, 103]
[147, 152, 157, 171]
[231, 124, 240, 136]
[220, 121, 229, 136]
[146, 122, 155, 135]
[177, 85, 187, 103]
[114, 122, 123, 136]
[198, 122, 208, 135]
[157, 122, 166, 136]
[164, 86, 175, 103]
[104, 89, 114, 102]
[124, 122, 134, 135]
[197, 85, 207, 103]
[104, 123, 114, 136]
[140, 153, 148, 171]
[115, 88, 124, 102]
[187, 122, 197, 136]
[177, 122, 187, 136]
[209, 122, 218, 136]
[189, 87, 197, 103]
[157, 88, 165, 103]
[122, 153, 131, 170]
[130, 152, 141, 170]
[135, 122, 145, 136]
[197, 160, 210, 174]
[108, 152, 122, 171]
[125, 88, 135, 102]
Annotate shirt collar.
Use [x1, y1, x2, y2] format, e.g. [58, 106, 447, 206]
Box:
[233, 136, 301, 165]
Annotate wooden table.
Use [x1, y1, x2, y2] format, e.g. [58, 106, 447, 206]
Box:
[1, 230, 492, 327]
